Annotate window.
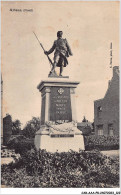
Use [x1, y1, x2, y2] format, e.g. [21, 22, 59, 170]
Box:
[97, 106, 102, 118]
[98, 129, 103, 136]
[108, 124, 114, 136]
[97, 125, 103, 136]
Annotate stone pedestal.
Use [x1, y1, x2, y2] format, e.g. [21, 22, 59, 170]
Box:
[34, 78, 85, 152]
[35, 131, 84, 152]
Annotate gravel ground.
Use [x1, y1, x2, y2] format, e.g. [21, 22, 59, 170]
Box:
[1, 157, 15, 165]
[101, 150, 119, 157]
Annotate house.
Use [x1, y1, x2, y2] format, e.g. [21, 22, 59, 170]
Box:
[94, 66, 119, 137]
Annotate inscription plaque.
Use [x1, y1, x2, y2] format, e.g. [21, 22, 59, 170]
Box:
[50, 87, 72, 122]
[51, 134, 74, 138]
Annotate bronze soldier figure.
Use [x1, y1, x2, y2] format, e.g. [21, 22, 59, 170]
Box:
[44, 31, 73, 76]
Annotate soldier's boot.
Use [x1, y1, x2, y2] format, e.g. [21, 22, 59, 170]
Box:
[51, 62, 56, 73]
[59, 65, 63, 76]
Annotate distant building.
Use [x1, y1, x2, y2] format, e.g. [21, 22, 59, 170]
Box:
[77, 116, 93, 135]
[3, 114, 12, 145]
[94, 66, 119, 137]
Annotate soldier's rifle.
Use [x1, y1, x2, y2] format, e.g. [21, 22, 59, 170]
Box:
[33, 32, 53, 67]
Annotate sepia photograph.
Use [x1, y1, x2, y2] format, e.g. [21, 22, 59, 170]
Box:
[1, 0, 120, 191]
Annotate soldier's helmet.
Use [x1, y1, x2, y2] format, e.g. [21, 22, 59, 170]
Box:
[57, 31, 63, 37]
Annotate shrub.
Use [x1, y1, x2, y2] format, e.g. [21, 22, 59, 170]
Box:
[84, 135, 119, 151]
[7, 136, 34, 155]
[81, 126, 92, 136]
[1, 149, 119, 188]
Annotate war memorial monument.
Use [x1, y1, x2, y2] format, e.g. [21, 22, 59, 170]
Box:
[34, 31, 85, 152]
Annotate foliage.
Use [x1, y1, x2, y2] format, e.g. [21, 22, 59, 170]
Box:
[1, 149, 119, 188]
[12, 119, 22, 135]
[82, 126, 92, 136]
[84, 135, 119, 151]
[7, 135, 34, 155]
[1, 147, 20, 159]
[23, 117, 40, 138]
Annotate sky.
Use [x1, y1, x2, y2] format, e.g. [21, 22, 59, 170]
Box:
[1, 1, 119, 128]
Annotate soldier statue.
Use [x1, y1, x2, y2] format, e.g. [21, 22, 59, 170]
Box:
[44, 31, 73, 76]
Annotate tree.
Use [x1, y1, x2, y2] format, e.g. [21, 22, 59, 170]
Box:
[12, 119, 22, 135]
[23, 117, 40, 138]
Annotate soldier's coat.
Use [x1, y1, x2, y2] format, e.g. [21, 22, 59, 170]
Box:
[47, 38, 73, 67]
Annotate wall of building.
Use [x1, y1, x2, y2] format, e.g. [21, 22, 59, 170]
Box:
[94, 66, 119, 137]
